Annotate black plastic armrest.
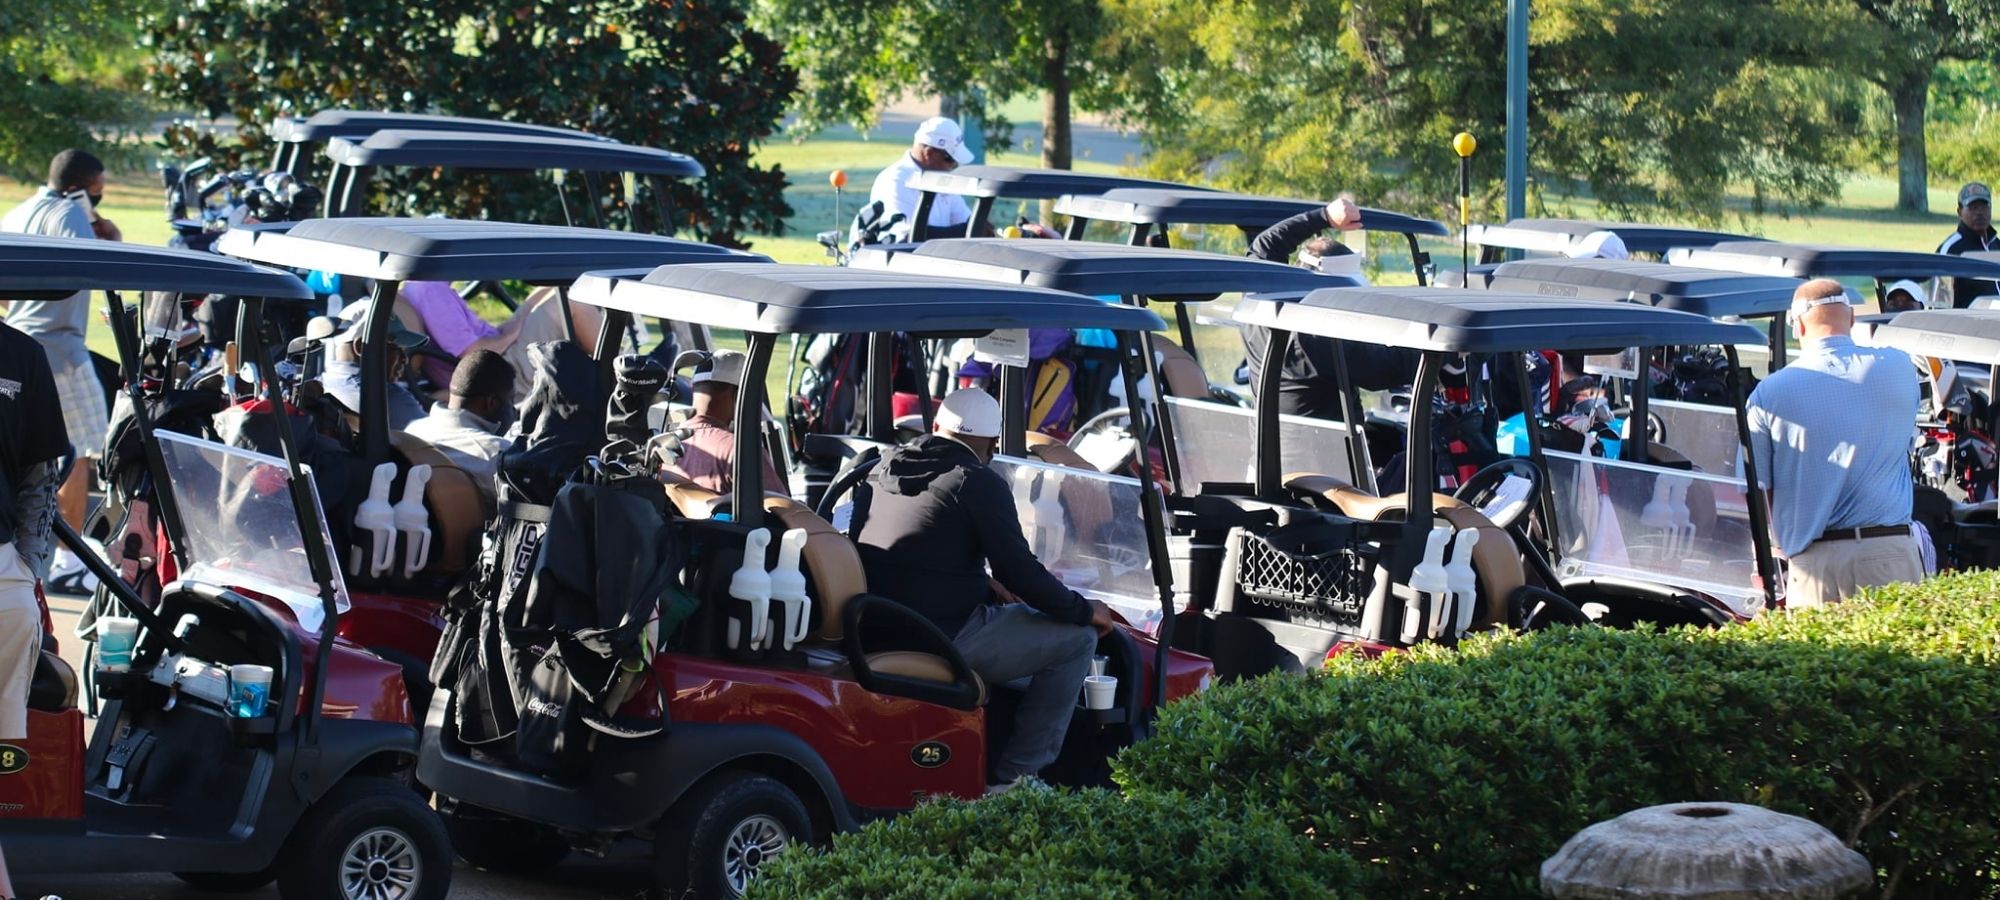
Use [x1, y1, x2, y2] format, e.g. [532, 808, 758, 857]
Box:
[841, 594, 983, 711]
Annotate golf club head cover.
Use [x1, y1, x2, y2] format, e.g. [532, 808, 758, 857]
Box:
[607, 354, 669, 448]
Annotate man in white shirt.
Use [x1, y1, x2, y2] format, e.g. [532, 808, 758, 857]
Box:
[1, 149, 122, 594]
[404, 350, 516, 493]
[867, 116, 977, 236]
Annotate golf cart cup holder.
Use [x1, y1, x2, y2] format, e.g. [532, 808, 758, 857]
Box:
[1219, 517, 1381, 629]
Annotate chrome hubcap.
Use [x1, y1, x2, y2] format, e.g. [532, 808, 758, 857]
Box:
[340, 826, 421, 900]
[722, 813, 790, 895]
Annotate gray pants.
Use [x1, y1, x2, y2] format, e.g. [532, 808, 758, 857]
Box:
[954, 603, 1097, 783]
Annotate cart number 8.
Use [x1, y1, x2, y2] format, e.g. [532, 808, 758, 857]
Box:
[0, 745, 25, 775]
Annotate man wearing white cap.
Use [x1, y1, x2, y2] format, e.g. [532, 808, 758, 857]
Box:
[867, 115, 976, 234]
[1747, 278, 1923, 607]
[850, 389, 1114, 794]
[664, 350, 783, 496]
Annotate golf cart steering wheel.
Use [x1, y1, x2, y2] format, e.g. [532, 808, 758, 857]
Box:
[1065, 406, 1139, 473]
[813, 447, 883, 523]
[1453, 458, 1542, 531]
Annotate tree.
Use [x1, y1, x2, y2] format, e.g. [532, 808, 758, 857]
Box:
[753, 0, 1123, 171]
[0, 0, 149, 181]
[1832, 0, 2000, 213]
[1103, 0, 1859, 224]
[144, 0, 797, 247]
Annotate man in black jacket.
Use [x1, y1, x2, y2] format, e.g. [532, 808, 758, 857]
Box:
[1239, 198, 1423, 419]
[851, 389, 1114, 793]
[1937, 183, 1997, 308]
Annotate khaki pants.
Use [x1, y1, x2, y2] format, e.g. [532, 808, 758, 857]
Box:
[1786, 534, 1925, 609]
[0, 543, 39, 740]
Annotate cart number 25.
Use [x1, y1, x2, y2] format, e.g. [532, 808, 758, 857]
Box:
[910, 741, 951, 769]
[0, 745, 27, 775]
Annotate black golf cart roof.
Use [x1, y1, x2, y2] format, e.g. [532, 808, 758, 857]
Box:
[270, 110, 604, 145]
[862, 238, 1352, 298]
[1667, 241, 2000, 280]
[1468, 218, 1752, 255]
[570, 263, 1167, 335]
[0, 233, 311, 300]
[1872, 309, 2000, 365]
[217, 218, 756, 284]
[1483, 257, 1804, 319]
[1054, 188, 1450, 237]
[1235, 286, 1766, 353]
[907, 166, 1207, 200]
[324, 130, 706, 178]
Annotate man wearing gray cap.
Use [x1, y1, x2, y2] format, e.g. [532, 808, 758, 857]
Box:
[1747, 278, 1923, 607]
[1936, 182, 1996, 308]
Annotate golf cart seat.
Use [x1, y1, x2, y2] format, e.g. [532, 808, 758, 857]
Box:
[760, 497, 986, 706]
[389, 431, 494, 576]
[1153, 339, 1209, 400]
[1026, 432, 1097, 470]
[663, 481, 729, 519]
[1283, 473, 1521, 630]
[30, 647, 78, 713]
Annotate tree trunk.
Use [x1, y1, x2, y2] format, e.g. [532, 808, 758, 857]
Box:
[1890, 69, 1931, 214]
[1039, 32, 1073, 223]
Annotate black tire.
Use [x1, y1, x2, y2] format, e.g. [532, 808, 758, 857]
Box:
[174, 869, 277, 892]
[444, 805, 571, 875]
[654, 771, 814, 900]
[274, 776, 452, 900]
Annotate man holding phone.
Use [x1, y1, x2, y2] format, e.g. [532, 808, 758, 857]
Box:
[2, 149, 121, 595]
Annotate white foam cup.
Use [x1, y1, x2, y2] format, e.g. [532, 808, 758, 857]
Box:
[1083, 674, 1118, 710]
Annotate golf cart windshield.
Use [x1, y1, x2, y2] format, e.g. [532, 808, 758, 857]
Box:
[1544, 450, 1762, 616]
[156, 431, 350, 630]
[987, 455, 1163, 631]
[1649, 399, 1747, 477]
[1166, 397, 1359, 492]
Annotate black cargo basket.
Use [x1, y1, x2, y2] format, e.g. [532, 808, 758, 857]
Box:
[1223, 519, 1379, 629]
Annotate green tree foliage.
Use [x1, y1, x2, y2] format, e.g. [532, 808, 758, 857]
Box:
[1829, 0, 2000, 212]
[1927, 60, 2000, 186]
[752, 0, 1125, 170]
[144, 0, 797, 247]
[1103, 0, 1859, 223]
[0, 0, 150, 181]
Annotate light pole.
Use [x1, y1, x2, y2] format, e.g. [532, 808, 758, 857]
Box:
[1505, 0, 1528, 222]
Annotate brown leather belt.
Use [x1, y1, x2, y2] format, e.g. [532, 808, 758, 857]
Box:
[1815, 524, 1910, 543]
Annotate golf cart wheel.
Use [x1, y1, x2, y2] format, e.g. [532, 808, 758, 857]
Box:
[443, 804, 571, 874]
[654, 771, 813, 899]
[174, 869, 277, 892]
[276, 776, 451, 900]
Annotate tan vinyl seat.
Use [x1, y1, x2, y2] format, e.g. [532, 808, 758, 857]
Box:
[390, 431, 494, 576]
[1282, 472, 1521, 631]
[29, 650, 78, 712]
[1023, 434, 1114, 544]
[1153, 338, 1210, 400]
[761, 497, 985, 702]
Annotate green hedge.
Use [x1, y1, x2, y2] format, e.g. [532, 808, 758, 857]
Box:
[1113, 576, 2000, 898]
[749, 786, 1361, 899]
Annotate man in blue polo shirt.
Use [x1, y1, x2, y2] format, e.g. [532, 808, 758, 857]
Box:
[1747, 278, 1924, 608]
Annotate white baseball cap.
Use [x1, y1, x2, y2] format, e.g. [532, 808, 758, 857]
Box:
[691, 350, 747, 387]
[914, 116, 975, 165]
[1567, 230, 1630, 260]
[935, 388, 1001, 438]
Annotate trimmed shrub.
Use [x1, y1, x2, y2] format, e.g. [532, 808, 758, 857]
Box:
[748, 786, 1362, 899]
[1115, 579, 2000, 898]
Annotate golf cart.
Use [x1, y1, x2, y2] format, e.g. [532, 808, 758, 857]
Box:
[414, 262, 1211, 897]
[900, 166, 1210, 242]
[0, 233, 451, 899]
[1865, 308, 2000, 569]
[853, 238, 1354, 488]
[1443, 218, 1754, 282]
[267, 110, 606, 180]
[209, 218, 758, 699]
[1667, 241, 2000, 309]
[1158, 286, 1774, 676]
